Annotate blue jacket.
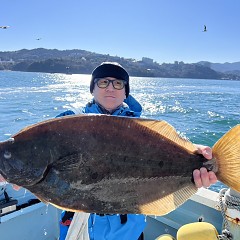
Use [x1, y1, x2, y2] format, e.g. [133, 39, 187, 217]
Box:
[56, 94, 142, 118]
[58, 95, 146, 240]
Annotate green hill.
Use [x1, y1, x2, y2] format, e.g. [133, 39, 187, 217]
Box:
[0, 48, 239, 80]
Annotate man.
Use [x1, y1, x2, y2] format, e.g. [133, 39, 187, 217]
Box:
[58, 62, 217, 240]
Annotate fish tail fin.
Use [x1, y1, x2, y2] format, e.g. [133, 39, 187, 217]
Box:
[212, 124, 240, 192]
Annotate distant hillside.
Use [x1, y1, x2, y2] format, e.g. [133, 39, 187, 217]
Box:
[0, 48, 240, 80]
[197, 61, 240, 75]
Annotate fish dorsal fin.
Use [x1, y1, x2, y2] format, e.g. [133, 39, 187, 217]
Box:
[136, 119, 197, 153]
[212, 124, 240, 192]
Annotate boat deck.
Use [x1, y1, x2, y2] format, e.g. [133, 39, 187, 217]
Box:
[0, 184, 222, 240]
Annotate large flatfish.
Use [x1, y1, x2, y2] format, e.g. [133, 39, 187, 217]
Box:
[0, 114, 240, 215]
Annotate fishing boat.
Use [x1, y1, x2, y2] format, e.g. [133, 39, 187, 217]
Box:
[0, 181, 239, 240]
[0, 74, 239, 239]
[0, 182, 60, 240]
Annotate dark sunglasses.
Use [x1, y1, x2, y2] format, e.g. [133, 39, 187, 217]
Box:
[94, 78, 127, 90]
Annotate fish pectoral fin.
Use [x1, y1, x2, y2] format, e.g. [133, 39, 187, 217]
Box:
[137, 119, 197, 153]
[53, 153, 84, 172]
[139, 185, 197, 216]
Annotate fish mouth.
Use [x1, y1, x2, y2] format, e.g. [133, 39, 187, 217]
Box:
[0, 138, 50, 187]
[0, 157, 49, 187]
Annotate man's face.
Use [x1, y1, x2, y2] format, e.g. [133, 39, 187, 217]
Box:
[92, 77, 126, 111]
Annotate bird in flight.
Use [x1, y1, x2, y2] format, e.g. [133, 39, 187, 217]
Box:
[0, 26, 10, 29]
[36, 38, 42, 40]
[203, 25, 207, 32]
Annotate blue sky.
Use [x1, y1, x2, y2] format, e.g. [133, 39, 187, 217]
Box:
[1, 0, 240, 64]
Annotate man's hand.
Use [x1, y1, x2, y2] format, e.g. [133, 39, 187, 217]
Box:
[193, 144, 218, 188]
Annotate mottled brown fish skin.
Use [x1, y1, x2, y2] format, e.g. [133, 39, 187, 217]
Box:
[0, 115, 211, 215]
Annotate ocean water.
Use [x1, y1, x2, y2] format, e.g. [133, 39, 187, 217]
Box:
[0, 71, 239, 192]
